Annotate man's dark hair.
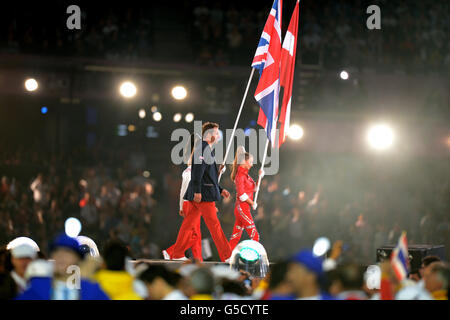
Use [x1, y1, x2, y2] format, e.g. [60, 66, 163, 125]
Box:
[202, 122, 219, 136]
[335, 263, 365, 290]
[221, 279, 248, 296]
[268, 261, 289, 290]
[138, 265, 178, 287]
[422, 255, 441, 268]
[102, 240, 129, 271]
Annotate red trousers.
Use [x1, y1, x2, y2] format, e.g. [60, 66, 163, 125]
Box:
[166, 201, 203, 261]
[229, 202, 259, 252]
[171, 201, 231, 262]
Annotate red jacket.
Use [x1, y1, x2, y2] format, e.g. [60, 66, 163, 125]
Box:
[234, 166, 256, 204]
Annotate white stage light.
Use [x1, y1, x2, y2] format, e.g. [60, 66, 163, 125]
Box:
[288, 124, 304, 140]
[25, 78, 38, 91]
[340, 70, 349, 80]
[119, 81, 137, 98]
[171, 86, 187, 100]
[153, 111, 162, 122]
[138, 109, 146, 119]
[313, 237, 331, 257]
[367, 124, 394, 150]
[185, 113, 194, 123]
[65, 217, 82, 238]
[173, 113, 182, 123]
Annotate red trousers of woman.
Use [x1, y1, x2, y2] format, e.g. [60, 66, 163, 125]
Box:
[166, 201, 203, 261]
[229, 202, 259, 252]
[171, 201, 231, 262]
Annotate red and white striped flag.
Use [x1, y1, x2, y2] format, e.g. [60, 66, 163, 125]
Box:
[390, 231, 410, 282]
[278, 0, 300, 147]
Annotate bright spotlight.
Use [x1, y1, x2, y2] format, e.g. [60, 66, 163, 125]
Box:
[173, 113, 182, 123]
[340, 70, 349, 80]
[288, 124, 304, 140]
[119, 81, 137, 98]
[312, 237, 331, 257]
[153, 111, 162, 122]
[171, 86, 187, 100]
[25, 78, 38, 92]
[138, 109, 146, 119]
[65, 217, 82, 238]
[7, 237, 40, 252]
[185, 113, 194, 123]
[367, 124, 394, 150]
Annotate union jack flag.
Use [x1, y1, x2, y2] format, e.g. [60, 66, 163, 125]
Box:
[390, 231, 410, 281]
[253, 0, 282, 144]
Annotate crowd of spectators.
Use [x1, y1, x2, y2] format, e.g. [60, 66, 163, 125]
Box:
[0, 4, 153, 61]
[1, 140, 449, 266]
[185, 0, 449, 73]
[0, 138, 449, 300]
[1, 232, 448, 300]
[0, 1, 448, 73]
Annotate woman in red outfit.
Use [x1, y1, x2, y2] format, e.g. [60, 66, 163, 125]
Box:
[229, 146, 263, 252]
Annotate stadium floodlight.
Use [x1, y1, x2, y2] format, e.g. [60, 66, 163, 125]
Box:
[340, 70, 349, 80]
[119, 81, 137, 98]
[173, 113, 182, 123]
[25, 78, 39, 91]
[367, 123, 394, 151]
[171, 85, 188, 100]
[185, 113, 194, 123]
[288, 124, 304, 140]
[138, 109, 146, 119]
[65, 217, 82, 238]
[153, 111, 162, 122]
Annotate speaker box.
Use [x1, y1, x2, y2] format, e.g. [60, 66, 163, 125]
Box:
[376, 244, 445, 273]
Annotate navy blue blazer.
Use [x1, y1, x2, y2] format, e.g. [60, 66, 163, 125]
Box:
[184, 140, 223, 202]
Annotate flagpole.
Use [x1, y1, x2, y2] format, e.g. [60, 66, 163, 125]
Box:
[218, 67, 256, 182]
[253, 137, 270, 204]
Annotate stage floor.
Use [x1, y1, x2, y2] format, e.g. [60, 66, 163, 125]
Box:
[133, 259, 229, 268]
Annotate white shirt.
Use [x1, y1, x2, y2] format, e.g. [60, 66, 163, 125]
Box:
[179, 166, 191, 211]
[52, 280, 79, 300]
[163, 289, 188, 300]
[10, 271, 27, 293]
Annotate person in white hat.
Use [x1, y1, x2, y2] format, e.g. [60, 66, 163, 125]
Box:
[10, 244, 38, 294]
